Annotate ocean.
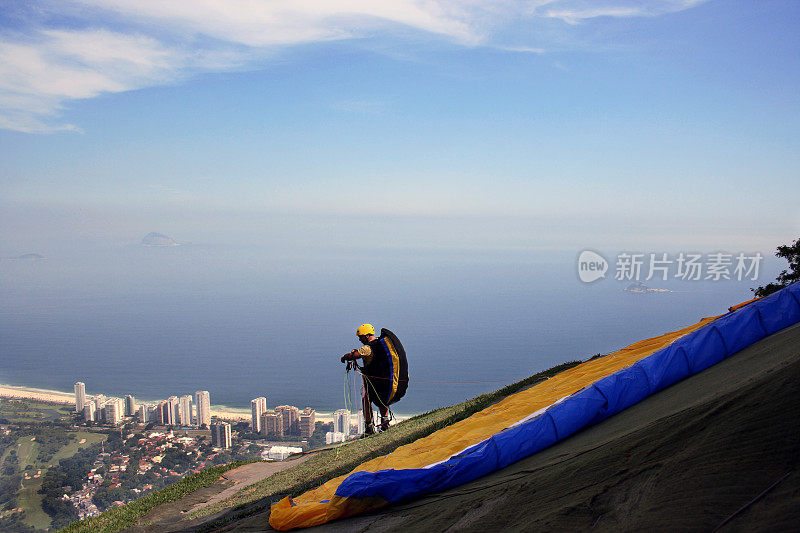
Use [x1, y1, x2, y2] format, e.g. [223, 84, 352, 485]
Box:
[0, 243, 765, 415]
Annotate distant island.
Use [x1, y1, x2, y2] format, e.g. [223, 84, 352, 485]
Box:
[624, 281, 671, 293]
[14, 253, 45, 260]
[141, 232, 179, 247]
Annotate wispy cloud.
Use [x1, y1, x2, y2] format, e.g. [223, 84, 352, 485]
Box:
[534, 0, 708, 25]
[0, 0, 708, 133]
[496, 45, 545, 54]
[0, 28, 189, 132]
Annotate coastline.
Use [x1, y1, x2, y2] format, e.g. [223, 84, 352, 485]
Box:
[0, 383, 75, 405]
[0, 383, 378, 424]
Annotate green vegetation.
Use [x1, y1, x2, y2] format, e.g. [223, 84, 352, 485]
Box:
[0, 430, 23, 531]
[0, 399, 107, 532]
[11, 431, 107, 531]
[0, 508, 35, 533]
[38, 441, 106, 529]
[753, 237, 800, 297]
[0, 399, 74, 424]
[51, 432, 105, 464]
[60, 460, 255, 533]
[16, 436, 39, 470]
[16, 468, 52, 531]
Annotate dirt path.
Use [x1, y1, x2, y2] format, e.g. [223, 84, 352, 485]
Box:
[188, 456, 314, 515]
[122, 454, 315, 532]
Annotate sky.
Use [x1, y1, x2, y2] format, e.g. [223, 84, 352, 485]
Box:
[1, 0, 799, 256]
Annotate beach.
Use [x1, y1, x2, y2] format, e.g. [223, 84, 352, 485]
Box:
[0, 384, 75, 405]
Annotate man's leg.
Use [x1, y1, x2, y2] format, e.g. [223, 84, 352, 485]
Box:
[379, 406, 390, 431]
[361, 377, 375, 434]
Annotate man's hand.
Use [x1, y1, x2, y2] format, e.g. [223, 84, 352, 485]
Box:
[341, 349, 359, 363]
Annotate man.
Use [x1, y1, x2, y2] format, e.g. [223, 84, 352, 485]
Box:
[341, 323, 391, 434]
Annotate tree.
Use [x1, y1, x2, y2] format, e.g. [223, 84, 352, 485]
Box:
[752, 238, 800, 297]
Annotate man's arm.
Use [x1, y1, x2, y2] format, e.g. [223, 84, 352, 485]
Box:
[341, 345, 372, 363]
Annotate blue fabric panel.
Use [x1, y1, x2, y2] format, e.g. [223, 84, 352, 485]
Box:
[336, 413, 561, 501]
[492, 412, 560, 469]
[334, 283, 800, 505]
[637, 344, 691, 392]
[589, 364, 653, 420]
[713, 305, 767, 356]
[547, 387, 608, 439]
[680, 324, 728, 373]
[380, 338, 395, 393]
[757, 284, 800, 334]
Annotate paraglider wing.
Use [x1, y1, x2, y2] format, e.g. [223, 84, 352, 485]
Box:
[380, 328, 408, 404]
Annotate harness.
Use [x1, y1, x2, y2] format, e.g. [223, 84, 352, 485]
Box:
[361, 328, 408, 406]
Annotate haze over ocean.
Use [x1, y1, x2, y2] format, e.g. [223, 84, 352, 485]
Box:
[0, 241, 773, 415]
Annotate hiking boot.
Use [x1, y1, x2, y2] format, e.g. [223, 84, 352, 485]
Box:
[363, 423, 376, 436]
[380, 418, 390, 431]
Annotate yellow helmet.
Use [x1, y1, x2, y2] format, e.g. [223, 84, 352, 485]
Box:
[356, 323, 375, 336]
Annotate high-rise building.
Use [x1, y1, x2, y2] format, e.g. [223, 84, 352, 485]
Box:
[168, 396, 180, 425]
[195, 391, 211, 428]
[261, 412, 283, 436]
[138, 404, 154, 423]
[94, 395, 106, 421]
[275, 405, 300, 435]
[251, 397, 267, 433]
[179, 395, 193, 426]
[83, 403, 95, 422]
[357, 411, 365, 435]
[157, 400, 177, 425]
[74, 382, 86, 413]
[300, 408, 316, 438]
[333, 409, 350, 437]
[211, 421, 232, 449]
[156, 401, 167, 425]
[125, 395, 136, 417]
[105, 399, 123, 425]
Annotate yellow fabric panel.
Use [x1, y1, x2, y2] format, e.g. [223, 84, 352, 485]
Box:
[385, 337, 401, 403]
[728, 297, 760, 312]
[270, 315, 720, 530]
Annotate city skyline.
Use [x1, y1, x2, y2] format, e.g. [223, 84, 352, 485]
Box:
[70, 380, 324, 444]
[53, 380, 359, 422]
[74, 381, 216, 427]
